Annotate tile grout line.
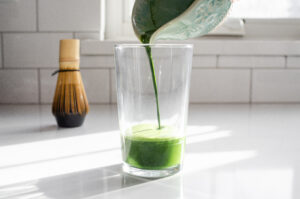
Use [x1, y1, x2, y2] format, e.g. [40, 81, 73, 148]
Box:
[249, 69, 253, 104]
[108, 69, 112, 104]
[216, 55, 220, 68]
[36, 0, 39, 32]
[1, 33, 4, 68]
[284, 55, 288, 68]
[37, 69, 41, 104]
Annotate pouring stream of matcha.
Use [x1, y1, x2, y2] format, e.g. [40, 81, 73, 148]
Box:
[132, 0, 232, 129]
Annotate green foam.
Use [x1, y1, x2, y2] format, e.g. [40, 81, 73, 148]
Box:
[122, 124, 185, 170]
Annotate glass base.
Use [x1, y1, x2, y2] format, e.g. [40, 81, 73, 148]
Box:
[123, 163, 181, 178]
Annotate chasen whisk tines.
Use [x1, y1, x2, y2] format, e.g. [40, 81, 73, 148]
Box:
[52, 39, 89, 127]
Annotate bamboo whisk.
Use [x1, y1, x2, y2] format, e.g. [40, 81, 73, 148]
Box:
[52, 39, 89, 127]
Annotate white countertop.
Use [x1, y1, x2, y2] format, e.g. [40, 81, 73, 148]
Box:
[0, 104, 299, 199]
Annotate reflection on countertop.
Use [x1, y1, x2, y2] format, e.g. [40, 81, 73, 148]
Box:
[0, 104, 300, 199]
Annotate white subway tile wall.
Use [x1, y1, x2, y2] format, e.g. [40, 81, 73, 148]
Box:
[0, 34, 2, 68]
[81, 56, 114, 68]
[193, 56, 217, 68]
[39, 69, 55, 104]
[2, 39, 300, 104]
[0, 0, 36, 31]
[190, 69, 250, 103]
[81, 40, 118, 55]
[192, 40, 300, 55]
[287, 56, 300, 68]
[110, 70, 117, 103]
[218, 56, 285, 68]
[0, 0, 300, 104]
[80, 40, 300, 56]
[3, 33, 73, 68]
[74, 32, 100, 40]
[252, 70, 300, 102]
[0, 70, 38, 103]
[80, 69, 110, 103]
[38, 0, 100, 31]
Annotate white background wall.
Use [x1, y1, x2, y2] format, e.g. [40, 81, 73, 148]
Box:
[0, 0, 300, 104]
[81, 40, 300, 104]
[0, 0, 102, 104]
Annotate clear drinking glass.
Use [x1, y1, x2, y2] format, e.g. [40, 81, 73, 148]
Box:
[114, 44, 193, 178]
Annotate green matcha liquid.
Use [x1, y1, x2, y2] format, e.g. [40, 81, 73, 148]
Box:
[128, 17, 186, 171]
[122, 124, 185, 170]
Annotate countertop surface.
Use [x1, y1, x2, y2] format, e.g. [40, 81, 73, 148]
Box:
[0, 104, 299, 199]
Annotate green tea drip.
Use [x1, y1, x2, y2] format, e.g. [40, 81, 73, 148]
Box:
[140, 26, 161, 129]
[145, 46, 161, 129]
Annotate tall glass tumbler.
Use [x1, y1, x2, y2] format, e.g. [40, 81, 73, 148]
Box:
[114, 44, 193, 178]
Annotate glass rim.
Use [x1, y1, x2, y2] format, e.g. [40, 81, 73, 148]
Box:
[115, 43, 193, 49]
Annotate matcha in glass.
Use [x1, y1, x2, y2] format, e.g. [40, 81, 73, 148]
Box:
[114, 44, 193, 178]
